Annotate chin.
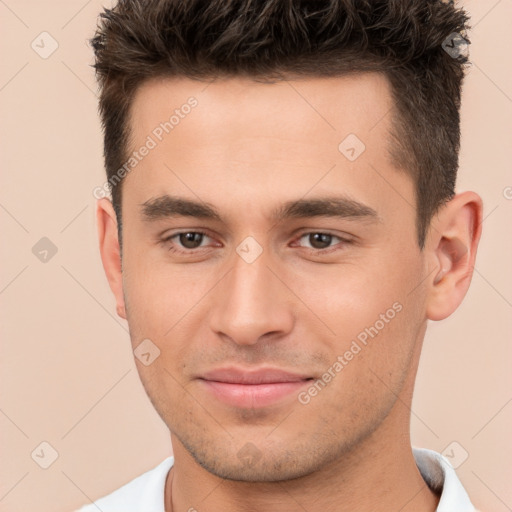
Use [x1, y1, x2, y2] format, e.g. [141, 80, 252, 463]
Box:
[181, 435, 338, 483]
[196, 457, 315, 483]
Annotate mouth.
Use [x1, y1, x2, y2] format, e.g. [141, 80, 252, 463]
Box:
[197, 367, 314, 408]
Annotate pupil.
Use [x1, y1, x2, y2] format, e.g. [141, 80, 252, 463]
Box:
[310, 233, 331, 249]
[180, 232, 202, 249]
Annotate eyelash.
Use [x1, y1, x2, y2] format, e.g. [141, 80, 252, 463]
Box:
[160, 230, 352, 255]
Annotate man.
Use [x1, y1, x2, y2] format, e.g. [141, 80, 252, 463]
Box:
[79, 0, 483, 510]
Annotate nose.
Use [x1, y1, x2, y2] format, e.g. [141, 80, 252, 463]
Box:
[208, 248, 295, 346]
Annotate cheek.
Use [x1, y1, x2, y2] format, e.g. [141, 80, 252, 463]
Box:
[291, 246, 424, 376]
[290, 261, 409, 339]
[301, 295, 421, 425]
[122, 246, 209, 336]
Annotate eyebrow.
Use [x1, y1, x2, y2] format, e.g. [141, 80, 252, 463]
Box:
[140, 194, 380, 224]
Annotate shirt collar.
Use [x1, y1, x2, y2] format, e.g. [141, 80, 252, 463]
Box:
[413, 447, 476, 512]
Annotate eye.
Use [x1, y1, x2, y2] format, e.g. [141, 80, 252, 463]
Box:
[162, 231, 216, 253]
[294, 232, 351, 252]
[160, 230, 353, 257]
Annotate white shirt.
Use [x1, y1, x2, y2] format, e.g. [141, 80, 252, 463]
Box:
[76, 447, 476, 512]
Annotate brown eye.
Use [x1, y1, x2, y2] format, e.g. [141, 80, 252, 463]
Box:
[307, 233, 334, 249]
[297, 232, 343, 251]
[161, 230, 214, 254]
[178, 232, 205, 249]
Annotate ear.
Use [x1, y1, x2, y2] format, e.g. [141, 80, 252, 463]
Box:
[96, 198, 126, 319]
[425, 191, 483, 321]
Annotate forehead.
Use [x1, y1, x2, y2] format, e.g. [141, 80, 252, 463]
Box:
[129, 73, 394, 150]
[123, 73, 412, 230]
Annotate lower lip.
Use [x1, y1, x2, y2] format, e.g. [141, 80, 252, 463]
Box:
[199, 380, 311, 408]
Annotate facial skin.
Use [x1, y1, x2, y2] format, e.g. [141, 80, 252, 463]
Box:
[97, 73, 482, 511]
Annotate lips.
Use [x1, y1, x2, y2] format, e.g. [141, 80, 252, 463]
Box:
[197, 367, 313, 408]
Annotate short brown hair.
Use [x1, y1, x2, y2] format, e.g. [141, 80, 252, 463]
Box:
[91, 0, 470, 248]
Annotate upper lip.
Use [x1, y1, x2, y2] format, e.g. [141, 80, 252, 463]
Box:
[199, 367, 312, 385]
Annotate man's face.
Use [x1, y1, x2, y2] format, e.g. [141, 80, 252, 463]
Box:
[119, 73, 429, 480]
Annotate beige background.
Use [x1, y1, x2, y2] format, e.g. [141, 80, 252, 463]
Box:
[0, 1, 511, 511]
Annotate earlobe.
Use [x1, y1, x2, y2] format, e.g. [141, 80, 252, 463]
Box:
[426, 191, 483, 321]
[96, 198, 127, 319]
